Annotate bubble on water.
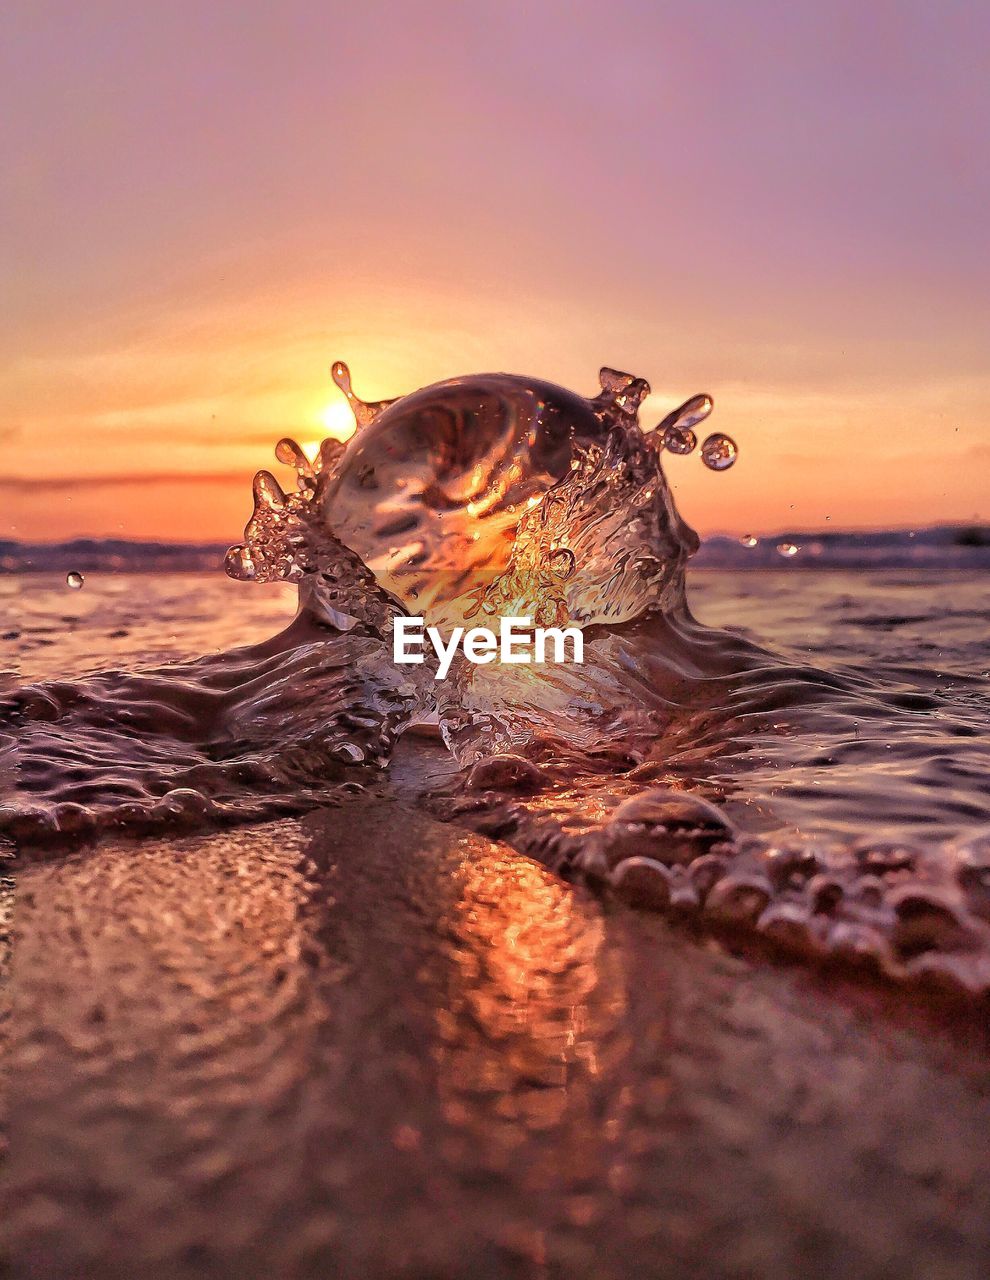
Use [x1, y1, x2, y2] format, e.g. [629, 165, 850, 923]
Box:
[740, 534, 758, 548]
[777, 542, 799, 558]
[701, 433, 738, 471]
[66, 571, 84, 589]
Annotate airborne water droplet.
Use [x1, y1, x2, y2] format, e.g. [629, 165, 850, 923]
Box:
[657, 393, 713, 434]
[66, 571, 84, 589]
[777, 542, 799, 558]
[655, 394, 712, 455]
[740, 534, 758, 548]
[701, 433, 738, 471]
[663, 425, 697, 455]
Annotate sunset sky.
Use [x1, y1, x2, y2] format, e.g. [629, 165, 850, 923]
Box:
[2, 1, 988, 542]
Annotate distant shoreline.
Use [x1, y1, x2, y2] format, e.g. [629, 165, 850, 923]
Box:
[2, 524, 988, 574]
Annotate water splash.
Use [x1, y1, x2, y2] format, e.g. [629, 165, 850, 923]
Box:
[8, 360, 990, 1001]
[701, 432, 738, 471]
[4, 359, 716, 845]
[654, 392, 712, 455]
[330, 359, 398, 429]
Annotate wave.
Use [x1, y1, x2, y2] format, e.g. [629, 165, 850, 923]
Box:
[3, 363, 989, 1000]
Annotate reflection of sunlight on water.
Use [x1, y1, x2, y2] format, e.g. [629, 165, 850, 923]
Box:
[434, 848, 629, 1140]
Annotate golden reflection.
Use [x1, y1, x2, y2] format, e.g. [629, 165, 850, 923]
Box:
[433, 845, 630, 1169]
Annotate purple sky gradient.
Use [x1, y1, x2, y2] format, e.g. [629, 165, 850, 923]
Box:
[2, 0, 988, 538]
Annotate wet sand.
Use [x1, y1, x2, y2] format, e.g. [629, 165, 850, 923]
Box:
[4, 792, 990, 1279]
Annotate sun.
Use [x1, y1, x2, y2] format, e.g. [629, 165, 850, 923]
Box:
[319, 399, 356, 442]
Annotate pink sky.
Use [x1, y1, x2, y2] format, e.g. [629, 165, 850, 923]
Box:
[1, 0, 988, 541]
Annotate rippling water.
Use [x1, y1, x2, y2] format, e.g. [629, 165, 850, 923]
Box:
[2, 364, 989, 999]
[4, 562, 988, 991]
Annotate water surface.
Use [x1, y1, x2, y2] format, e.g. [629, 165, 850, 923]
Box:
[3, 363, 989, 1000]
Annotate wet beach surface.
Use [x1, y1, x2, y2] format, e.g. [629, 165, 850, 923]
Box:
[3, 568, 990, 1277]
[4, 795, 990, 1279]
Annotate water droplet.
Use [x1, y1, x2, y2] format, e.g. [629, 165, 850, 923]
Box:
[776, 542, 799, 558]
[663, 425, 697, 455]
[656, 393, 712, 435]
[701, 433, 738, 471]
[331, 360, 352, 397]
[66, 571, 84, 589]
[740, 534, 758, 548]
